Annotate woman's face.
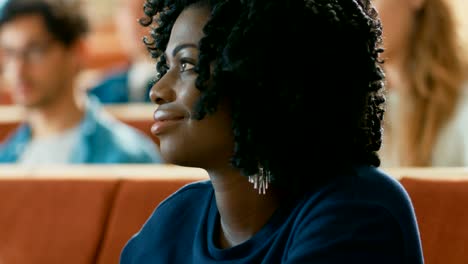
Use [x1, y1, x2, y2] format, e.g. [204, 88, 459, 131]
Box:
[150, 5, 234, 169]
[373, 0, 422, 61]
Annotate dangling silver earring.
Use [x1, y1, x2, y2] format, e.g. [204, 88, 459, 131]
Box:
[248, 165, 272, 195]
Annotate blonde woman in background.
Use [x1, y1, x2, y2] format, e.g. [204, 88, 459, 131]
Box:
[375, 0, 468, 167]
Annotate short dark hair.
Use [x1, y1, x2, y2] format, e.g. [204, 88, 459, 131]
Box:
[0, 0, 88, 46]
[142, 0, 386, 191]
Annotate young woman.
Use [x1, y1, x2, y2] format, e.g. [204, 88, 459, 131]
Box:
[121, 0, 424, 263]
[375, 0, 468, 167]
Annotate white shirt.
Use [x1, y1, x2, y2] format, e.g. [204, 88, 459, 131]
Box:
[19, 125, 80, 165]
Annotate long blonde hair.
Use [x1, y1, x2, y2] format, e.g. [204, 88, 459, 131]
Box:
[397, 0, 465, 166]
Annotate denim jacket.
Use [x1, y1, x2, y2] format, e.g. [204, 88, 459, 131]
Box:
[0, 98, 162, 164]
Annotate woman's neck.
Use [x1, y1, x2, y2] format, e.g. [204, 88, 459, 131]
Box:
[208, 168, 283, 249]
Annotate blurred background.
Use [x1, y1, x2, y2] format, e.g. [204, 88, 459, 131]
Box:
[0, 0, 154, 104]
[0, 0, 467, 163]
[0, 2, 467, 264]
[0, 0, 467, 105]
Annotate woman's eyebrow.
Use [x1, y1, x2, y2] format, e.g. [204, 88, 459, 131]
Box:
[171, 43, 198, 57]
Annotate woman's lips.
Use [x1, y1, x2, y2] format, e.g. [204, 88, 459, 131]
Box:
[152, 110, 185, 135]
[151, 118, 184, 135]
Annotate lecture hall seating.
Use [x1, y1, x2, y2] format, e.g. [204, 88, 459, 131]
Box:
[390, 167, 468, 264]
[0, 165, 467, 264]
[0, 165, 208, 264]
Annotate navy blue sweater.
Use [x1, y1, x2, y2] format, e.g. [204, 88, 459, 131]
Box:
[121, 165, 423, 263]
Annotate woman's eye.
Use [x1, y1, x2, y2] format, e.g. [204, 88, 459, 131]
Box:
[180, 62, 195, 72]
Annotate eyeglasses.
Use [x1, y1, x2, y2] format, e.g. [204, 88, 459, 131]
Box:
[1, 40, 57, 66]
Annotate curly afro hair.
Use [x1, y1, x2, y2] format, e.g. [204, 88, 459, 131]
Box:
[141, 0, 386, 191]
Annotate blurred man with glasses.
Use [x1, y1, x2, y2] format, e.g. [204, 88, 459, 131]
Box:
[0, 0, 162, 164]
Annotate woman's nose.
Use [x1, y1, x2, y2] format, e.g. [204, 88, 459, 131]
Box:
[150, 74, 176, 105]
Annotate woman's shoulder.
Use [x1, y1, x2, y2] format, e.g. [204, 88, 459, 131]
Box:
[285, 165, 423, 263]
[129, 180, 212, 238]
[140, 180, 213, 226]
[305, 165, 417, 227]
[121, 180, 213, 262]
[322, 165, 410, 203]
[157, 180, 213, 210]
[354, 166, 416, 216]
